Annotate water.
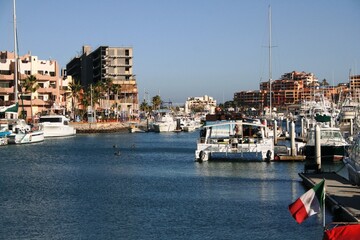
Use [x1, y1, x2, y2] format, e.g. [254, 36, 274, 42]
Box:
[0, 131, 330, 239]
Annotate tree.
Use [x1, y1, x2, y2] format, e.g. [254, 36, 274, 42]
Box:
[23, 75, 39, 122]
[140, 99, 150, 112]
[321, 78, 329, 87]
[152, 95, 162, 110]
[68, 80, 82, 120]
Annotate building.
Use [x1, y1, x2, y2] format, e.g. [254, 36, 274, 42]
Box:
[234, 71, 352, 111]
[184, 95, 217, 114]
[0, 51, 63, 119]
[66, 45, 138, 119]
[233, 90, 265, 110]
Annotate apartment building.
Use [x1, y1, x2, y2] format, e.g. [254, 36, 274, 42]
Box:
[235, 71, 347, 111]
[66, 45, 138, 118]
[184, 95, 217, 114]
[0, 51, 63, 119]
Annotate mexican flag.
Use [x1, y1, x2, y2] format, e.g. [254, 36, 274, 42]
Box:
[288, 179, 325, 224]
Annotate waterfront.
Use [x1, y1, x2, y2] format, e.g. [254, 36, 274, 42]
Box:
[0, 131, 333, 239]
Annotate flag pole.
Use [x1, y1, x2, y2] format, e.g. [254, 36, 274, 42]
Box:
[323, 179, 326, 229]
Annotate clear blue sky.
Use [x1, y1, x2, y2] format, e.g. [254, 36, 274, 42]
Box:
[1, 0, 359, 104]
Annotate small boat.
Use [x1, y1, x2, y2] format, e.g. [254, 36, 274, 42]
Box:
[7, 119, 44, 144]
[343, 134, 360, 185]
[195, 119, 274, 162]
[128, 122, 146, 133]
[0, 128, 11, 146]
[39, 115, 76, 137]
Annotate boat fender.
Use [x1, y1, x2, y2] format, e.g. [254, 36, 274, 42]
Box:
[266, 150, 272, 162]
[199, 151, 206, 162]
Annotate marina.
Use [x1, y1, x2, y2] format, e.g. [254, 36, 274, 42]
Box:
[0, 1, 359, 239]
[0, 131, 329, 240]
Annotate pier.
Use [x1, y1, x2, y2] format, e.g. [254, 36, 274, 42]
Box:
[299, 172, 360, 223]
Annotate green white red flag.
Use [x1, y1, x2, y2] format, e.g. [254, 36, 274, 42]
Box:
[288, 179, 325, 224]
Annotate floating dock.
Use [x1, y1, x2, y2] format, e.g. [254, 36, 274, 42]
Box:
[299, 172, 360, 223]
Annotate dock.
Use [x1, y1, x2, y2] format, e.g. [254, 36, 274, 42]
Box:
[299, 172, 360, 223]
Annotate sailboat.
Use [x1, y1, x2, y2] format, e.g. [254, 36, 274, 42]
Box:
[4, 0, 44, 144]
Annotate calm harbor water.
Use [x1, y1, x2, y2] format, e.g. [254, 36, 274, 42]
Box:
[0, 131, 334, 239]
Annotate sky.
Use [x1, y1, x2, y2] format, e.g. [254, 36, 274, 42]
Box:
[0, 0, 359, 105]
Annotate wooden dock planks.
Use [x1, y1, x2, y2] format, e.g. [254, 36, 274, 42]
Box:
[299, 172, 360, 223]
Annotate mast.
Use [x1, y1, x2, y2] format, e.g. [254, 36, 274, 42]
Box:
[13, 0, 18, 104]
[268, 5, 272, 118]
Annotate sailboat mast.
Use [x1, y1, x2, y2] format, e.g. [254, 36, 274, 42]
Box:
[268, 5, 272, 118]
[13, 0, 18, 104]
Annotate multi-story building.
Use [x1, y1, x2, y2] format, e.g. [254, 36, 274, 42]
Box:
[0, 51, 63, 119]
[66, 45, 138, 119]
[235, 71, 350, 111]
[233, 90, 265, 110]
[184, 95, 216, 114]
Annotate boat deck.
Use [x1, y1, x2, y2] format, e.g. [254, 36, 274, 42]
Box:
[299, 172, 360, 223]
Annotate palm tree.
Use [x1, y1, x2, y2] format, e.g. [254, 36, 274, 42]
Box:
[140, 99, 149, 112]
[68, 80, 82, 120]
[152, 95, 162, 110]
[111, 83, 121, 118]
[23, 75, 39, 122]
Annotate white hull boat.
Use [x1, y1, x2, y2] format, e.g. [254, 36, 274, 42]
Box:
[195, 119, 274, 162]
[39, 115, 76, 137]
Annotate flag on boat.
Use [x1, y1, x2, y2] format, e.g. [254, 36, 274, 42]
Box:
[323, 224, 360, 240]
[288, 179, 325, 224]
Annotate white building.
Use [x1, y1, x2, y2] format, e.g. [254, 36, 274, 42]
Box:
[184, 95, 216, 114]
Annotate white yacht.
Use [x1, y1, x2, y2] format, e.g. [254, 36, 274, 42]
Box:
[153, 110, 177, 133]
[39, 115, 76, 137]
[302, 125, 349, 163]
[7, 119, 44, 144]
[195, 119, 274, 162]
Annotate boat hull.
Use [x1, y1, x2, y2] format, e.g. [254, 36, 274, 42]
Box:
[153, 122, 177, 132]
[303, 145, 349, 162]
[42, 125, 76, 138]
[8, 130, 44, 144]
[195, 142, 273, 162]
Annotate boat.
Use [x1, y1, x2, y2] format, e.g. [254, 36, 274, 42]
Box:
[302, 125, 349, 163]
[343, 134, 360, 185]
[0, 128, 11, 146]
[337, 96, 359, 138]
[128, 122, 146, 133]
[7, 119, 44, 144]
[195, 119, 274, 162]
[39, 115, 76, 137]
[153, 110, 177, 133]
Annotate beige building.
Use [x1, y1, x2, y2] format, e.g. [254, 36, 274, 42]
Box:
[184, 95, 217, 114]
[0, 51, 64, 119]
[66, 46, 138, 119]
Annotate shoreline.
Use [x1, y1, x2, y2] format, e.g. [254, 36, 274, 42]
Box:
[70, 122, 130, 133]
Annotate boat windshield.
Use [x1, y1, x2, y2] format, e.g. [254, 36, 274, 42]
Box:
[40, 117, 63, 123]
[321, 130, 342, 140]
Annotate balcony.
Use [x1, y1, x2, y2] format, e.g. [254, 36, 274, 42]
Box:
[36, 88, 58, 94]
[0, 87, 14, 94]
